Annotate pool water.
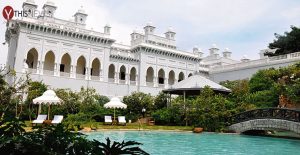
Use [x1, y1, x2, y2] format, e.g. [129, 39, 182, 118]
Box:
[86, 131, 300, 155]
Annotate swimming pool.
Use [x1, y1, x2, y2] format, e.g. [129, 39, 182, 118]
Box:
[86, 131, 300, 155]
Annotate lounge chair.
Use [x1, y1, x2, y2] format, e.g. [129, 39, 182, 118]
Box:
[118, 116, 126, 126]
[51, 115, 64, 124]
[104, 115, 112, 125]
[32, 114, 47, 124]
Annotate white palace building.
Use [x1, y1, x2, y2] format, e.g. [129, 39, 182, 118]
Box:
[4, 0, 300, 97]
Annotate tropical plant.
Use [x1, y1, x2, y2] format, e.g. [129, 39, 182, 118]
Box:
[268, 25, 300, 56]
[92, 138, 149, 155]
[0, 117, 149, 155]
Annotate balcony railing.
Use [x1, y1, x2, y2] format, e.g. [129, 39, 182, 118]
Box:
[91, 75, 99, 81]
[119, 80, 126, 84]
[211, 51, 300, 73]
[76, 74, 85, 79]
[27, 68, 37, 74]
[60, 72, 70, 77]
[158, 84, 165, 88]
[43, 70, 54, 75]
[108, 78, 115, 83]
[146, 82, 154, 87]
[130, 81, 136, 85]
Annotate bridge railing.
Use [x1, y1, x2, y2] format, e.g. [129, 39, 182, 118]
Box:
[228, 108, 300, 125]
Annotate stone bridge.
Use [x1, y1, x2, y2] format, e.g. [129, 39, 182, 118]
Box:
[228, 108, 300, 134]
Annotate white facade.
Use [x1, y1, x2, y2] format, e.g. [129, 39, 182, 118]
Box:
[209, 52, 300, 82]
[5, 1, 299, 96]
[5, 0, 206, 97]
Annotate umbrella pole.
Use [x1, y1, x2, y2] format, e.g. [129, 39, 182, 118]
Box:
[184, 91, 187, 126]
[48, 104, 50, 120]
[114, 108, 116, 121]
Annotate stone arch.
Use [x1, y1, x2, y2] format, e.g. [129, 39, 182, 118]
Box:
[119, 65, 126, 80]
[168, 70, 175, 85]
[26, 48, 38, 69]
[44, 51, 55, 72]
[178, 72, 185, 82]
[130, 67, 137, 81]
[188, 73, 193, 77]
[158, 68, 165, 84]
[91, 58, 100, 76]
[108, 64, 115, 79]
[76, 56, 86, 75]
[60, 53, 71, 73]
[146, 67, 154, 83]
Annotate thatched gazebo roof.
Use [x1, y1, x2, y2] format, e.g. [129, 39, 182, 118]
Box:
[163, 74, 231, 96]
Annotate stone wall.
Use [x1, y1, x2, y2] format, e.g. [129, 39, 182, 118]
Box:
[229, 119, 300, 134]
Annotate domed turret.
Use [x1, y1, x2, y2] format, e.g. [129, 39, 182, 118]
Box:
[223, 48, 232, 58]
[104, 23, 111, 35]
[209, 44, 219, 56]
[74, 6, 88, 25]
[45, 0, 55, 6]
[165, 26, 176, 40]
[42, 0, 57, 18]
[241, 55, 250, 62]
[23, 0, 37, 18]
[144, 22, 155, 35]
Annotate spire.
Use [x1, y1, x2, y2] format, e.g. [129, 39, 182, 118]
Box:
[209, 44, 219, 56]
[74, 6, 88, 25]
[223, 48, 232, 58]
[165, 26, 176, 40]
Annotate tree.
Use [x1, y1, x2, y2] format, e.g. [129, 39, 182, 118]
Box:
[123, 92, 153, 120]
[191, 86, 230, 131]
[0, 69, 30, 119]
[24, 81, 47, 120]
[268, 26, 300, 56]
[153, 92, 168, 110]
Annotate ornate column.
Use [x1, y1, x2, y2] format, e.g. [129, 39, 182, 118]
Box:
[54, 63, 59, 76]
[73, 65, 77, 79]
[115, 72, 118, 83]
[154, 76, 158, 87]
[99, 68, 103, 81]
[85, 67, 89, 80]
[36, 60, 40, 74]
[57, 63, 61, 76]
[22, 59, 27, 73]
[40, 61, 44, 75]
[126, 73, 130, 84]
[136, 74, 138, 86]
[164, 78, 168, 88]
[70, 65, 75, 78]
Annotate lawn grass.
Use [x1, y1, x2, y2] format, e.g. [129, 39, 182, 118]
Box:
[25, 121, 193, 131]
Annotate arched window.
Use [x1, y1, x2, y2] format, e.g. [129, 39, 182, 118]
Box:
[146, 67, 154, 83]
[60, 53, 71, 73]
[26, 48, 38, 69]
[119, 65, 126, 80]
[108, 64, 115, 79]
[130, 67, 137, 81]
[44, 51, 55, 74]
[76, 56, 86, 75]
[168, 70, 175, 85]
[158, 69, 165, 84]
[178, 72, 185, 82]
[91, 58, 100, 76]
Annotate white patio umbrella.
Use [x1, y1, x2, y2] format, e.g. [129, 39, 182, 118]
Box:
[33, 90, 62, 120]
[104, 97, 127, 121]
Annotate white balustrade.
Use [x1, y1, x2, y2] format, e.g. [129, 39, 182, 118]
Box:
[146, 82, 154, 87]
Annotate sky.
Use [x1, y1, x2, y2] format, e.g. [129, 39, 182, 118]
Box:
[0, 0, 300, 64]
